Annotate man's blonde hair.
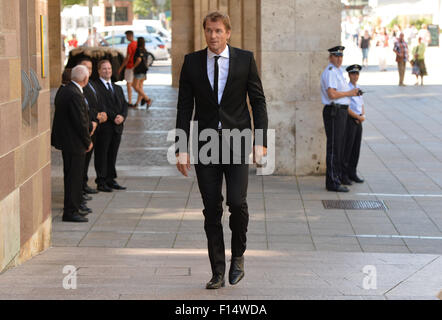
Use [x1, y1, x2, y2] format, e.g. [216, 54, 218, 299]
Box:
[203, 11, 231, 31]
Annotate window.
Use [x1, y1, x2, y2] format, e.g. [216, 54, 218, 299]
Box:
[106, 7, 129, 22]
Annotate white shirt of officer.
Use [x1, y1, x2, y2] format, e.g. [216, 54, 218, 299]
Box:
[320, 63, 351, 105]
[348, 82, 364, 115]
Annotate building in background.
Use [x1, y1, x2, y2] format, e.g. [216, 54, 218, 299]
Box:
[100, 0, 134, 26]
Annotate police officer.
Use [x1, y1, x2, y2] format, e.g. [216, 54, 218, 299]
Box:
[342, 64, 365, 185]
[321, 46, 359, 192]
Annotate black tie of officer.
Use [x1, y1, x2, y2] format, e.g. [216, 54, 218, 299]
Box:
[214, 56, 220, 105]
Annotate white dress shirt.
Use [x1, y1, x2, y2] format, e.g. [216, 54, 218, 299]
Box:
[100, 77, 113, 92]
[348, 82, 364, 115]
[207, 45, 230, 129]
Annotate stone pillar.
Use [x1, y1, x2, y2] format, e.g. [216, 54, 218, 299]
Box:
[48, 0, 63, 88]
[171, 0, 194, 88]
[260, 0, 341, 175]
[0, 0, 51, 273]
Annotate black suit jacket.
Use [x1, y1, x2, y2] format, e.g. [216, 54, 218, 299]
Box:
[92, 79, 128, 134]
[175, 45, 268, 153]
[83, 82, 102, 127]
[51, 82, 92, 154]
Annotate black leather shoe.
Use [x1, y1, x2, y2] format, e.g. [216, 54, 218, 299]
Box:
[82, 194, 92, 201]
[62, 213, 89, 223]
[350, 175, 364, 183]
[79, 204, 92, 214]
[327, 185, 350, 192]
[97, 184, 113, 192]
[229, 256, 245, 285]
[108, 182, 127, 190]
[83, 185, 98, 194]
[341, 176, 353, 185]
[206, 274, 225, 289]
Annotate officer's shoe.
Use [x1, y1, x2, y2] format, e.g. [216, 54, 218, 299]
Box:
[327, 185, 349, 192]
[350, 175, 364, 183]
[341, 176, 353, 185]
[206, 274, 225, 289]
[83, 185, 98, 194]
[229, 256, 245, 285]
[62, 213, 89, 223]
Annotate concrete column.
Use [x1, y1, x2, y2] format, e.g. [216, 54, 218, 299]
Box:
[260, 0, 341, 175]
[171, 0, 194, 88]
[48, 0, 62, 88]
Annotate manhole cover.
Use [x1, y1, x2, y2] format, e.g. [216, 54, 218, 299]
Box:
[322, 200, 388, 210]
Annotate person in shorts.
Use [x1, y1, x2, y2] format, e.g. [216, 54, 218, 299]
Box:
[118, 30, 138, 107]
[132, 37, 153, 108]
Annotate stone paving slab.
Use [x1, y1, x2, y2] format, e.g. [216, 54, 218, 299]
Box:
[0, 247, 440, 300]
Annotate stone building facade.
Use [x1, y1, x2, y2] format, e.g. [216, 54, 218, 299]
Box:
[0, 0, 52, 272]
[171, 0, 341, 175]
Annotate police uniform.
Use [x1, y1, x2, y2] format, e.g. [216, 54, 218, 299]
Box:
[321, 46, 351, 192]
[342, 64, 364, 184]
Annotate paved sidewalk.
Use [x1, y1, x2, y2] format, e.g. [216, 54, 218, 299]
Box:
[1, 59, 442, 300]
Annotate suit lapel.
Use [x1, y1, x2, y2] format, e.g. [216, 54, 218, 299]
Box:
[219, 45, 235, 106]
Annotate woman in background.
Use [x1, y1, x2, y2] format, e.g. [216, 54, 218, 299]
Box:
[411, 37, 427, 86]
[132, 37, 153, 108]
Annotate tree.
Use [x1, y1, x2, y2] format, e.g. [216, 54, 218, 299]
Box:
[134, 0, 171, 18]
[62, 0, 99, 7]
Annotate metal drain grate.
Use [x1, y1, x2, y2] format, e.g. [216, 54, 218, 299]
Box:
[322, 200, 388, 210]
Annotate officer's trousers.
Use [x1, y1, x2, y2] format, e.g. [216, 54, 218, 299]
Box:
[342, 117, 362, 180]
[323, 105, 348, 189]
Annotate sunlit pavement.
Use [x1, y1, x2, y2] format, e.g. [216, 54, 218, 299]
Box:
[1, 54, 441, 300]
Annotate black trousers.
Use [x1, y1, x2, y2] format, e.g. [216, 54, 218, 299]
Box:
[94, 123, 122, 186]
[195, 135, 250, 277]
[62, 151, 85, 216]
[323, 105, 348, 189]
[342, 117, 362, 179]
[83, 133, 96, 188]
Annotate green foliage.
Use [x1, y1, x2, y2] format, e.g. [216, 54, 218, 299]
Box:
[410, 17, 432, 30]
[134, 0, 171, 18]
[62, 0, 98, 7]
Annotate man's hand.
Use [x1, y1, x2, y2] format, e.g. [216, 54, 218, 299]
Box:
[253, 145, 268, 165]
[348, 88, 360, 97]
[86, 142, 93, 153]
[97, 112, 108, 123]
[358, 114, 366, 123]
[176, 153, 191, 177]
[115, 115, 125, 125]
[91, 121, 98, 136]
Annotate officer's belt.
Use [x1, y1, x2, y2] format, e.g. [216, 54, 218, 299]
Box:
[325, 104, 348, 110]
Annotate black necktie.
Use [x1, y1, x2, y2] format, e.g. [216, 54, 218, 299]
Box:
[107, 82, 113, 94]
[214, 56, 220, 104]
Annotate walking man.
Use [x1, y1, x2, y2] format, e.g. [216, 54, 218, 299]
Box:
[175, 12, 268, 289]
[118, 30, 138, 107]
[393, 33, 409, 86]
[320, 46, 359, 192]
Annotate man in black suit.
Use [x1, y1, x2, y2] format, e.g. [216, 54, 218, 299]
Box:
[93, 59, 128, 192]
[78, 58, 108, 197]
[51, 65, 93, 223]
[175, 12, 268, 289]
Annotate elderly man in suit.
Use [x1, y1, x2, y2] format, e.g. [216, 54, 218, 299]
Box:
[51, 65, 93, 223]
[175, 11, 268, 289]
[93, 59, 128, 192]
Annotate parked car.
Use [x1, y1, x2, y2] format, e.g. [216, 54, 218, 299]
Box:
[145, 25, 171, 52]
[100, 33, 169, 66]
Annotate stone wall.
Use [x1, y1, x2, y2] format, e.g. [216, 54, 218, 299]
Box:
[261, 0, 341, 175]
[0, 0, 51, 273]
[171, 0, 341, 175]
